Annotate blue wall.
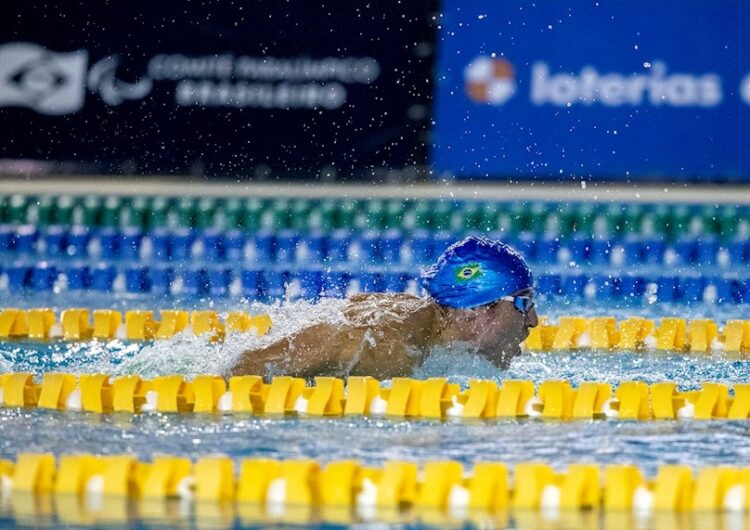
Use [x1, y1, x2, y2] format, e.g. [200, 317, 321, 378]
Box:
[431, 0, 750, 181]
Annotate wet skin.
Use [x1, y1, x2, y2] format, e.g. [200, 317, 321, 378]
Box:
[440, 288, 539, 369]
[233, 292, 539, 378]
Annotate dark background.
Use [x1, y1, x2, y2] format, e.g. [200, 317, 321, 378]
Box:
[0, 1, 435, 179]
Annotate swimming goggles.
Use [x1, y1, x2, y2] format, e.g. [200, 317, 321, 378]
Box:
[500, 293, 535, 315]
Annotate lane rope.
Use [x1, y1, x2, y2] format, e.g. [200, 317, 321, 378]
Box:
[0, 308, 271, 341]
[3, 308, 750, 355]
[1, 453, 748, 518]
[0, 373, 748, 421]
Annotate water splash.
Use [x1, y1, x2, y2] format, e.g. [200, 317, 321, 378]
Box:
[2, 297, 750, 389]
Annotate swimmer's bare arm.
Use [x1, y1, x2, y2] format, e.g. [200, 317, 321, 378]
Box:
[231, 322, 354, 378]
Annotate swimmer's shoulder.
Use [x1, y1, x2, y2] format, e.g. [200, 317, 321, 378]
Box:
[344, 292, 443, 325]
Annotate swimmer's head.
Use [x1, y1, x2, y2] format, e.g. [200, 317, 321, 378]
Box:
[421, 236, 537, 368]
[420, 236, 533, 309]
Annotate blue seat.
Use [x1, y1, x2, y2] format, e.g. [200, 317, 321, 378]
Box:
[327, 230, 351, 263]
[381, 230, 403, 263]
[409, 230, 433, 264]
[170, 229, 196, 261]
[182, 268, 208, 296]
[535, 237, 560, 265]
[125, 266, 151, 293]
[641, 238, 666, 265]
[567, 235, 590, 265]
[241, 269, 264, 300]
[65, 264, 91, 290]
[515, 232, 536, 262]
[98, 228, 120, 259]
[705, 276, 732, 304]
[561, 273, 587, 298]
[0, 225, 14, 251]
[729, 237, 748, 264]
[589, 239, 611, 266]
[359, 230, 384, 263]
[263, 269, 289, 300]
[537, 273, 562, 296]
[432, 231, 456, 261]
[619, 274, 646, 300]
[695, 237, 719, 265]
[252, 231, 276, 262]
[621, 236, 644, 265]
[656, 275, 679, 302]
[30, 263, 57, 291]
[678, 275, 706, 303]
[359, 271, 384, 293]
[66, 226, 91, 257]
[150, 267, 174, 296]
[224, 229, 246, 260]
[202, 229, 226, 262]
[7, 265, 31, 292]
[674, 237, 699, 264]
[14, 225, 38, 254]
[275, 230, 300, 263]
[5, 265, 31, 291]
[43, 226, 67, 257]
[119, 228, 143, 261]
[323, 270, 349, 298]
[91, 264, 117, 292]
[148, 228, 171, 261]
[382, 271, 407, 293]
[207, 268, 232, 297]
[590, 273, 614, 299]
[298, 269, 324, 300]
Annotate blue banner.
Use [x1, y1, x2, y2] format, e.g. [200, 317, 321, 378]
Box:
[431, 0, 750, 181]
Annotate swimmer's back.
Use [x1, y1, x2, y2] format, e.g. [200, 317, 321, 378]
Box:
[232, 293, 444, 379]
[343, 292, 441, 328]
[339, 293, 444, 375]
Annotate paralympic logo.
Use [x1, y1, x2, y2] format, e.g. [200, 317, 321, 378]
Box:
[0, 42, 152, 115]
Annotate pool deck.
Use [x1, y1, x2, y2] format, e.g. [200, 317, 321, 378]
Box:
[1, 176, 749, 204]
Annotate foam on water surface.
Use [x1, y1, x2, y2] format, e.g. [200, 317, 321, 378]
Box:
[1, 297, 750, 388]
[0, 296, 749, 475]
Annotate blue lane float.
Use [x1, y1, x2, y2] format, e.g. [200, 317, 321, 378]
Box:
[1, 225, 746, 270]
[1, 258, 747, 305]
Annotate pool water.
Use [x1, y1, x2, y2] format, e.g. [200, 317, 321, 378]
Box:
[2, 331, 750, 473]
[1, 398, 749, 477]
[1, 296, 749, 529]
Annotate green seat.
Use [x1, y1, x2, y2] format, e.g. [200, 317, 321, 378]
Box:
[147, 196, 171, 230]
[53, 195, 76, 225]
[8, 194, 29, 224]
[101, 196, 122, 228]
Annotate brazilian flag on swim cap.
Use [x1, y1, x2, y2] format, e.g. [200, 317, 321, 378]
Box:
[420, 236, 533, 309]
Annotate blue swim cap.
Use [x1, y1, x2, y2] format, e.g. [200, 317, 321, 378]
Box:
[420, 236, 533, 309]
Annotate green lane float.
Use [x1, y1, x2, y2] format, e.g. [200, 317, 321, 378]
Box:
[0, 193, 745, 239]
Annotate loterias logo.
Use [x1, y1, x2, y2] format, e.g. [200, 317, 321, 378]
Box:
[465, 56, 726, 108]
[464, 57, 516, 105]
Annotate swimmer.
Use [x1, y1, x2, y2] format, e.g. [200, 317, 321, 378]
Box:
[231, 236, 538, 379]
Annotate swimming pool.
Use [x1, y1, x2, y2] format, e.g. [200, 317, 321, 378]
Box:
[0, 189, 749, 529]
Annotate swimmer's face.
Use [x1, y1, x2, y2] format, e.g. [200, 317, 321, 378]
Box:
[463, 289, 539, 368]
